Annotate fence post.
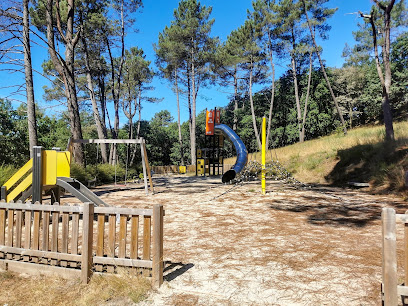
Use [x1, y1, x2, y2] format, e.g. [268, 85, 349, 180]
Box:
[82, 202, 94, 284]
[152, 204, 163, 288]
[0, 186, 6, 201]
[382, 207, 398, 305]
[32, 146, 43, 203]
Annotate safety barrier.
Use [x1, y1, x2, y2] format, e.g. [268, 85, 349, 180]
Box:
[0, 200, 163, 287]
[151, 165, 196, 174]
[381, 208, 408, 305]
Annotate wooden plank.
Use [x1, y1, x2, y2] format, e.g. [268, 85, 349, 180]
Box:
[93, 256, 152, 268]
[15, 210, 22, 249]
[61, 212, 69, 267]
[24, 210, 31, 249]
[0, 208, 5, 245]
[143, 142, 154, 194]
[51, 203, 59, 266]
[0, 246, 81, 262]
[94, 207, 152, 216]
[32, 209, 40, 250]
[143, 216, 151, 260]
[119, 215, 127, 258]
[405, 211, 408, 305]
[0, 203, 152, 216]
[7, 209, 14, 247]
[95, 214, 105, 272]
[108, 214, 116, 257]
[396, 214, 408, 223]
[398, 285, 408, 297]
[152, 204, 164, 287]
[4, 260, 81, 279]
[41, 210, 50, 251]
[81, 203, 94, 284]
[71, 212, 79, 255]
[96, 214, 105, 256]
[71, 139, 143, 144]
[130, 216, 139, 259]
[23, 210, 31, 262]
[382, 208, 398, 306]
[0, 203, 83, 213]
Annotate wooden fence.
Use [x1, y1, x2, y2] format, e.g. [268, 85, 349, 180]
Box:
[152, 165, 196, 174]
[381, 207, 408, 305]
[0, 200, 163, 287]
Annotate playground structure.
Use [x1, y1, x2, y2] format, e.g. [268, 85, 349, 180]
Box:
[0, 138, 163, 287]
[1, 138, 154, 205]
[197, 108, 248, 183]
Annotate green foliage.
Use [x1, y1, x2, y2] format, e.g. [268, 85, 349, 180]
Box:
[0, 164, 17, 186]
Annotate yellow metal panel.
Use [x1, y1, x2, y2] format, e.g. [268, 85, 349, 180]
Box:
[4, 159, 33, 189]
[7, 173, 32, 202]
[197, 159, 205, 175]
[179, 166, 186, 174]
[197, 149, 202, 158]
[43, 150, 57, 186]
[57, 151, 71, 178]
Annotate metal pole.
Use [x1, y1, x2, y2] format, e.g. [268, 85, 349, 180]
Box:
[32, 146, 43, 203]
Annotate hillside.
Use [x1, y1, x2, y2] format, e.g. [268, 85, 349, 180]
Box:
[225, 121, 408, 196]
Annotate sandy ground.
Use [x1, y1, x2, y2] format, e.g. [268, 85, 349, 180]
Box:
[92, 175, 407, 305]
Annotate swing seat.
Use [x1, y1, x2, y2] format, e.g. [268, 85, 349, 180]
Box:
[87, 177, 97, 188]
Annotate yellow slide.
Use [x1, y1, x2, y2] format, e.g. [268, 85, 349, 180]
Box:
[2, 158, 33, 202]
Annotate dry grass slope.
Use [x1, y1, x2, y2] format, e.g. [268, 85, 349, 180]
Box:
[226, 121, 408, 194]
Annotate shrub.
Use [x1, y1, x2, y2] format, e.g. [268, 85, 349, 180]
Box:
[0, 164, 17, 186]
[70, 163, 92, 185]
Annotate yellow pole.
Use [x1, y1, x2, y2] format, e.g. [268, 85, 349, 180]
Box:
[262, 116, 266, 195]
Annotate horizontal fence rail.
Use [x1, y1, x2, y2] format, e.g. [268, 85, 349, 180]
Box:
[151, 165, 196, 174]
[0, 200, 163, 287]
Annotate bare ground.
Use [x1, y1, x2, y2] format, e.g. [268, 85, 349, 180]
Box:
[93, 175, 408, 305]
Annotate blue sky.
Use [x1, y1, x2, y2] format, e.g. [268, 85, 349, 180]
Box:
[0, 0, 373, 125]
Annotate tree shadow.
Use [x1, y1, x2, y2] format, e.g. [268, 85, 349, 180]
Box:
[269, 185, 408, 227]
[325, 139, 408, 188]
[163, 261, 194, 282]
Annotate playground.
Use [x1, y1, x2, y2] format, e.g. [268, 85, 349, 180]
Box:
[74, 174, 403, 305]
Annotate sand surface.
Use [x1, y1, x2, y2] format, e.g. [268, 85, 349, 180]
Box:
[91, 175, 407, 305]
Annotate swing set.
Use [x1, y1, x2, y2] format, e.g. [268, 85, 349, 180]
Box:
[67, 138, 154, 194]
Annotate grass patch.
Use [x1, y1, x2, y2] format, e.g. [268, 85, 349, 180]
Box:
[0, 164, 17, 186]
[0, 269, 151, 305]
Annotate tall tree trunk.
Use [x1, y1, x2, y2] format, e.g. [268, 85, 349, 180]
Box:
[129, 91, 142, 167]
[186, 64, 193, 165]
[266, 35, 275, 150]
[23, 0, 37, 157]
[81, 32, 108, 163]
[249, 58, 261, 150]
[291, 52, 302, 143]
[175, 69, 184, 165]
[190, 45, 196, 166]
[302, 0, 347, 135]
[375, 0, 395, 140]
[233, 68, 238, 131]
[300, 52, 313, 143]
[46, 0, 84, 164]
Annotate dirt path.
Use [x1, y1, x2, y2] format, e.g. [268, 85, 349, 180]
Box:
[96, 176, 407, 305]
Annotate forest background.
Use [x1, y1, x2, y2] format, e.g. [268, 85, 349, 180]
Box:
[0, 0, 407, 189]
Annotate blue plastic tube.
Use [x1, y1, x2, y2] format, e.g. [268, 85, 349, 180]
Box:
[214, 124, 248, 183]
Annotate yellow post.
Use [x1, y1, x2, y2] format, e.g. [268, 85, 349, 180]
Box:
[262, 116, 266, 195]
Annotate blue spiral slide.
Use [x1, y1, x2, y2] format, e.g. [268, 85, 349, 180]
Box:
[214, 124, 248, 183]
